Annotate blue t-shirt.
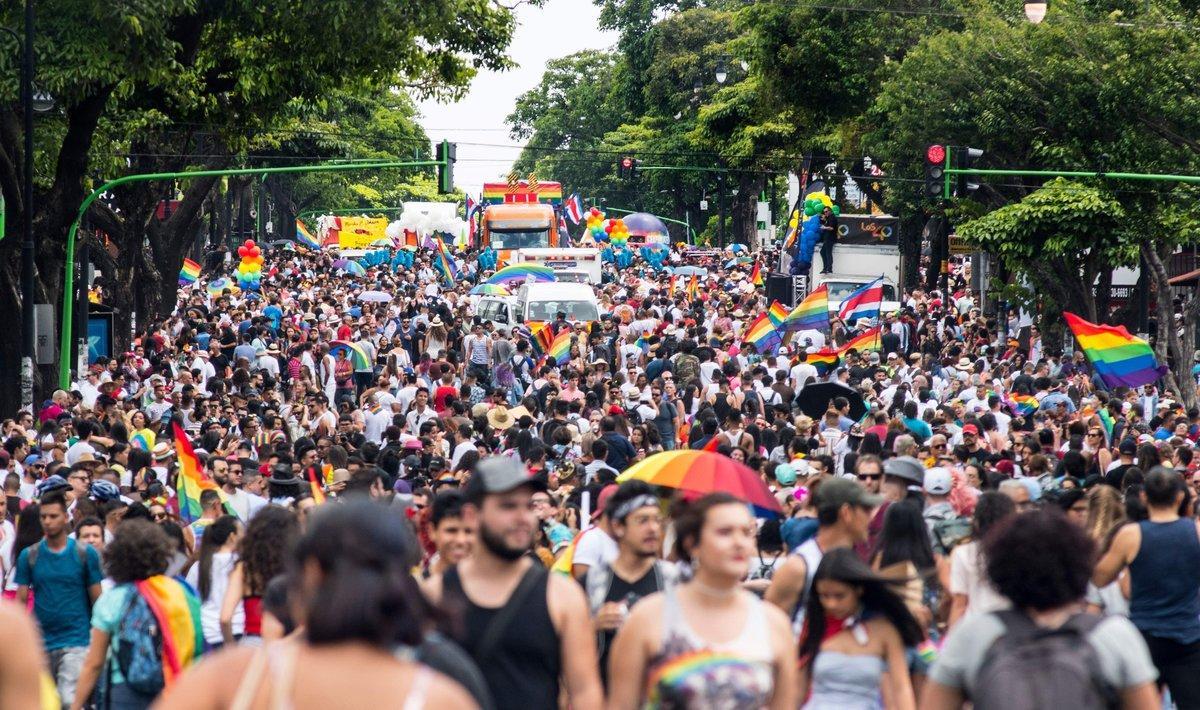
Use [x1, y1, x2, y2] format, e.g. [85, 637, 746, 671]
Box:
[14, 539, 103, 650]
[902, 416, 933, 443]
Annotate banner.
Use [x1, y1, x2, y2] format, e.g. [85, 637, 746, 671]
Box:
[335, 216, 391, 249]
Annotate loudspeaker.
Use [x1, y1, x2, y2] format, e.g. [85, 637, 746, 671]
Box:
[767, 273, 802, 308]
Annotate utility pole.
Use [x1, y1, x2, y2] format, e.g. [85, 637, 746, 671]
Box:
[19, 0, 35, 412]
[717, 171, 727, 248]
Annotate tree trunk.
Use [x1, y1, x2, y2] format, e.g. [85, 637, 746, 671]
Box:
[1142, 241, 1194, 408]
[899, 213, 924, 291]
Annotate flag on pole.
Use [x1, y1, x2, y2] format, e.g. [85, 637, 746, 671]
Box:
[838, 326, 882, 355]
[178, 259, 201, 286]
[749, 260, 764, 287]
[837, 277, 884, 323]
[171, 423, 232, 523]
[668, 275, 678, 298]
[548, 328, 573, 365]
[433, 234, 459, 286]
[685, 274, 699, 301]
[742, 313, 782, 355]
[465, 195, 478, 238]
[784, 284, 831, 334]
[808, 349, 840, 375]
[767, 301, 790, 329]
[564, 193, 584, 224]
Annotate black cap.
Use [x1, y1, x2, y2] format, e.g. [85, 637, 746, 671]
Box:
[1119, 438, 1137, 455]
[464, 457, 545, 504]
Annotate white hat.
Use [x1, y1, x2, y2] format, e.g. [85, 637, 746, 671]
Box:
[924, 467, 953, 495]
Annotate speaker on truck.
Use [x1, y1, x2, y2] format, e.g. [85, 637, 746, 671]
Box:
[766, 273, 796, 308]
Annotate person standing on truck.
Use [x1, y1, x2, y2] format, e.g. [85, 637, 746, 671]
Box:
[819, 206, 839, 274]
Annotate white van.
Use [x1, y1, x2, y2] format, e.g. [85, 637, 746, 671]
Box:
[514, 248, 602, 285]
[517, 282, 601, 324]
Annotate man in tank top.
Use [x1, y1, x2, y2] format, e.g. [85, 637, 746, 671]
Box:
[1094, 466, 1200, 707]
[423, 457, 603, 710]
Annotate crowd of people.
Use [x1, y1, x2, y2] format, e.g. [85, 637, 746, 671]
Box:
[0, 238, 1197, 709]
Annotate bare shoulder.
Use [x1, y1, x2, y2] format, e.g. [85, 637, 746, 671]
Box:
[547, 568, 589, 614]
[421, 571, 444, 604]
[757, 593, 795, 630]
[157, 645, 258, 708]
[427, 669, 481, 710]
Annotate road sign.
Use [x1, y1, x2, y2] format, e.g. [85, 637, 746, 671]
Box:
[949, 235, 973, 255]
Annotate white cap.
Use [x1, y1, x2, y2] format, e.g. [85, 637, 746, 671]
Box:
[924, 467, 953, 495]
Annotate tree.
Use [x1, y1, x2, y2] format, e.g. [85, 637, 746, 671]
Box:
[0, 0, 518, 409]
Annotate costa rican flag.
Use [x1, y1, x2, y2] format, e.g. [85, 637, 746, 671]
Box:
[466, 195, 478, 237]
[564, 193, 584, 224]
[837, 276, 885, 323]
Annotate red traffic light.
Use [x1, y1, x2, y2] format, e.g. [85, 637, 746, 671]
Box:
[926, 144, 946, 165]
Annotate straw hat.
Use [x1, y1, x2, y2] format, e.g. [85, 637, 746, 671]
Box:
[487, 406, 515, 431]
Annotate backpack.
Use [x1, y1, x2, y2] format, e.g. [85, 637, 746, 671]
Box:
[972, 610, 1117, 710]
[114, 587, 166, 695]
[928, 514, 973, 555]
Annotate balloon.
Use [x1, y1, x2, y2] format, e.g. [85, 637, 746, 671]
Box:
[604, 222, 614, 234]
[832, 206, 841, 216]
[244, 239, 255, 248]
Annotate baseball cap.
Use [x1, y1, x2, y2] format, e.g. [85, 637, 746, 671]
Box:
[592, 483, 619, 520]
[883, 456, 925, 485]
[1119, 438, 1137, 455]
[36, 475, 71, 497]
[961, 424, 979, 436]
[774, 463, 798, 486]
[464, 457, 545, 504]
[923, 467, 953, 495]
[814, 477, 883, 512]
[23, 453, 42, 466]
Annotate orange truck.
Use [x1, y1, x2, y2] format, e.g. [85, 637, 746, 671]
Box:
[478, 180, 563, 264]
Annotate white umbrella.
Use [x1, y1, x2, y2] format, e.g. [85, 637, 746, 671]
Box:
[357, 291, 392, 303]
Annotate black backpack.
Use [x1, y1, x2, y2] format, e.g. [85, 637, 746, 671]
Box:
[972, 610, 1117, 710]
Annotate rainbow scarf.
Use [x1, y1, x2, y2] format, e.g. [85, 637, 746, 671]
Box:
[136, 576, 203, 685]
[548, 328, 573, 366]
[1064, 312, 1166, 389]
[785, 284, 830, 334]
[177, 259, 201, 286]
[172, 423, 231, 523]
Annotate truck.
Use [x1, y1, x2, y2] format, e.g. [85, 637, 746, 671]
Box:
[477, 180, 564, 265]
[514, 248, 602, 285]
[812, 243, 903, 317]
[476, 282, 602, 328]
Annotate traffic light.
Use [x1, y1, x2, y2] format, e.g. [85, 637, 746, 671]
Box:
[956, 146, 984, 196]
[436, 140, 456, 194]
[924, 144, 946, 200]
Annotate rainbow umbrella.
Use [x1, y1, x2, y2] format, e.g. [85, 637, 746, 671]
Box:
[339, 261, 367, 276]
[207, 278, 236, 296]
[328, 340, 371, 369]
[486, 264, 557, 285]
[616, 450, 783, 517]
[470, 283, 511, 296]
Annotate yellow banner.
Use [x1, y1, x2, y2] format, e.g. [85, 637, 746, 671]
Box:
[337, 216, 390, 249]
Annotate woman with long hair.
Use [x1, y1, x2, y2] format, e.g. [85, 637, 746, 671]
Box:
[3, 503, 41, 601]
[947, 491, 1017, 628]
[160, 501, 477, 709]
[1085, 485, 1131, 617]
[871, 498, 938, 627]
[220, 506, 299, 646]
[71, 520, 203, 710]
[798, 548, 923, 709]
[607, 493, 798, 709]
[186, 515, 243, 649]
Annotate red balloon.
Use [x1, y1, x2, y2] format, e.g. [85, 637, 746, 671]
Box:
[244, 239, 255, 248]
[249, 246, 261, 257]
[604, 223, 614, 233]
[237, 246, 249, 257]
[590, 207, 601, 217]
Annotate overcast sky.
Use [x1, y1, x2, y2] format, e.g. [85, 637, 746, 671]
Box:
[417, 0, 618, 196]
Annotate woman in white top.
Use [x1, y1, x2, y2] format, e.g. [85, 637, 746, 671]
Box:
[948, 491, 1017, 628]
[186, 515, 244, 648]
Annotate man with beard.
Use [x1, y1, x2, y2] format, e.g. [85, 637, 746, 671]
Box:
[584, 480, 680, 687]
[426, 457, 602, 710]
[213, 455, 266, 523]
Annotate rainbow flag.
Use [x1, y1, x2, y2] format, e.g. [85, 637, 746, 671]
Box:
[742, 313, 781, 355]
[523, 321, 554, 360]
[137, 575, 203, 685]
[548, 328, 573, 365]
[1064, 312, 1166, 389]
[749, 260, 763, 287]
[808, 349, 840, 375]
[487, 263, 557, 285]
[1097, 408, 1116, 443]
[685, 274, 699, 301]
[178, 259, 201, 286]
[767, 301, 790, 329]
[668, 275, 677, 298]
[295, 220, 321, 250]
[784, 284, 830, 334]
[838, 327, 882, 355]
[1009, 394, 1039, 416]
[433, 234, 459, 286]
[171, 423, 230, 524]
[305, 465, 327, 506]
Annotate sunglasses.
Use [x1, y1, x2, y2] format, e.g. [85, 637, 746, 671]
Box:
[857, 473, 882, 481]
[152, 512, 168, 521]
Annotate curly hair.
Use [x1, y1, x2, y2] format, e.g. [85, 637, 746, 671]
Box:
[984, 508, 1095, 611]
[105, 520, 173, 583]
[240, 505, 299, 595]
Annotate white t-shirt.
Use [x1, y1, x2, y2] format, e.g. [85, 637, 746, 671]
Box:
[185, 551, 244, 644]
[65, 440, 97, 466]
[571, 525, 618, 572]
[949, 541, 1010, 617]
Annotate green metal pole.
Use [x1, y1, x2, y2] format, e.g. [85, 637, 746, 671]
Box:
[604, 207, 698, 243]
[59, 158, 442, 389]
[943, 167, 1200, 185]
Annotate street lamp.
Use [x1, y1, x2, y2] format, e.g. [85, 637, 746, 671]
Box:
[693, 77, 703, 95]
[715, 57, 728, 84]
[1024, 0, 1047, 22]
[32, 88, 54, 113]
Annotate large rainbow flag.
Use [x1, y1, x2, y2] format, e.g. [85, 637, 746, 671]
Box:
[295, 220, 321, 250]
[838, 326, 882, 355]
[178, 259, 201, 286]
[548, 328, 573, 366]
[136, 575, 204, 685]
[1064, 312, 1166, 388]
[742, 313, 781, 355]
[808, 349, 840, 375]
[171, 423, 231, 523]
[784, 284, 830, 334]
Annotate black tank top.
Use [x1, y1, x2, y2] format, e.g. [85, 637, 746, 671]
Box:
[442, 564, 561, 710]
[714, 392, 731, 423]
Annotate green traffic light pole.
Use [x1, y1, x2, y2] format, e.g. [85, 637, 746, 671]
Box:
[940, 163, 1200, 199]
[58, 157, 447, 389]
[603, 206, 698, 243]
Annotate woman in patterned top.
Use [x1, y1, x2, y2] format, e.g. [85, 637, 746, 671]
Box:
[606, 493, 798, 709]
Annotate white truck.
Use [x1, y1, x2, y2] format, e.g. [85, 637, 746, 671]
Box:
[812, 243, 903, 317]
[476, 282, 602, 329]
[514, 248, 602, 285]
